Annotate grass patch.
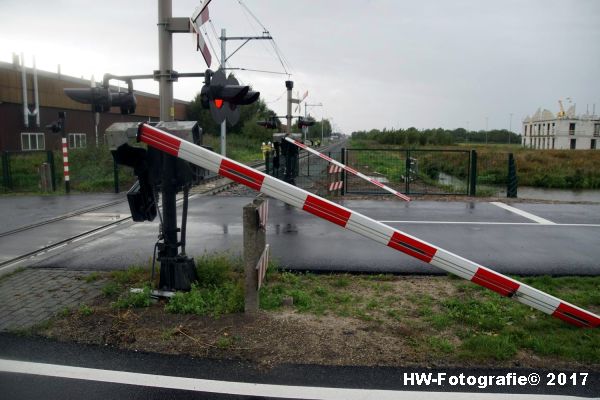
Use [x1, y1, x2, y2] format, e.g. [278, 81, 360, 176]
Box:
[165, 253, 244, 317]
[91, 257, 599, 365]
[259, 272, 600, 364]
[78, 304, 94, 316]
[112, 286, 152, 309]
[84, 272, 100, 283]
[166, 282, 244, 316]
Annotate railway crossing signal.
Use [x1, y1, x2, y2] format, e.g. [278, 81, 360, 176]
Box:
[297, 117, 315, 129]
[64, 87, 137, 115]
[257, 116, 279, 129]
[200, 69, 260, 125]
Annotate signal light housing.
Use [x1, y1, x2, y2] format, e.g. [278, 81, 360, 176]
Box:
[297, 117, 316, 129]
[64, 87, 137, 115]
[200, 69, 260, 125]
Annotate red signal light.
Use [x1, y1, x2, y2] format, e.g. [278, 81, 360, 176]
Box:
[214, 99, 224, 109]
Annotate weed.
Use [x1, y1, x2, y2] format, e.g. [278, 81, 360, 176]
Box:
[101, 281, 120, 297]
[112, 286, 151, 309]
[78, 304, 94, 316]
[166, 282, 243, 316]
[57, 307, 71, 318]
[196, 253, 240, 287]
[84, 272, 100, 283]
[216, 335, 234, 349]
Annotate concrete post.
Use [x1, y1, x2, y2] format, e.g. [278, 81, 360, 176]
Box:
[38, 162, 51, 192]
[243, 195, 266, 313]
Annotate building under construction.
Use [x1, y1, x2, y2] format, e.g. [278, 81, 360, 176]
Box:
[522, 102, 600, 150]
[0, 56, 188, 152]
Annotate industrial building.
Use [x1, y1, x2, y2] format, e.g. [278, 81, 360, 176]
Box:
[0, 57, 188, 152]
[522, 103, 600, 150]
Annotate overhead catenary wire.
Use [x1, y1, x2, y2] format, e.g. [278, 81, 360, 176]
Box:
[237, 0, 284, 69]
[202, 22, 220, 65]
[237, 0, 292, 76]
[264, 89, 287, 104]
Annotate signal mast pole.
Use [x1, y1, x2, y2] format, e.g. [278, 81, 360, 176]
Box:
[219, 29, 272, 155]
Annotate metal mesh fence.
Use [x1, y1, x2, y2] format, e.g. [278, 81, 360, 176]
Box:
[345, 148, 471, 196]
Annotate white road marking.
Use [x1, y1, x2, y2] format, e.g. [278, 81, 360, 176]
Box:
[490, 202, 556, 225]
[0, 359, 581, 400]
[380, 220, 600, 227]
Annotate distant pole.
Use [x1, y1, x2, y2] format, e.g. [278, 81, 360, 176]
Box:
[286, 80, 293, 134]
[220, 28, 227, 156]
[509, 113, 513, 145]
[321, 116, 324, 144]
[485, 116, 489, 144]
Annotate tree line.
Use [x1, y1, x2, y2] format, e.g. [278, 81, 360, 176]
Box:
[351, 127, 521, 146]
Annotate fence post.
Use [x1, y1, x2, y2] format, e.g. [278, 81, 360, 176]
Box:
[340, 148, 346, 195]
[2, 152, 10, 189]
[47, 151, 56, 191]
[469, 150, 477, 197]
[243, 194, 268, 314]
[39, 163, 52, 192]
[405, 149, 410, 195]
[507, 153, 518, 198]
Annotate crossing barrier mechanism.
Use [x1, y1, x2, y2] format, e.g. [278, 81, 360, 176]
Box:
[137, 123, 599, 328]
[285, 137, 411, 201]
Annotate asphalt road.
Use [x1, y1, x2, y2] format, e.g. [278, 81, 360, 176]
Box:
[0, 333, 597, 399]
[3, 195, 600, 276]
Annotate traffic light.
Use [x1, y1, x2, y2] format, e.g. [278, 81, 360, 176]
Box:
[297, 117, 316, 129]
[45, 111, 66, 133]
[200, 69, 260, 125]
[257, 117, 278, 129]
[112, 143, 157, 222]
[64, 87, 137, 114]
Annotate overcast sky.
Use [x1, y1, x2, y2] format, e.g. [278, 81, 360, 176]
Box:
[1, 0, 599, 133]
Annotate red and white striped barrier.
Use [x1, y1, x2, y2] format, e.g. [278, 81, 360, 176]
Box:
[61, 137, 70, 193]
[285, 137, 411, 202]
[329, 181, 343, 192]
[328, 164, 343, 194]
[328, 165, 343, 174]
[61, 138, 70, 182]
[137, 123, 599, 328]
[256, 244, 270, 290]
[258, 198, 268, 229]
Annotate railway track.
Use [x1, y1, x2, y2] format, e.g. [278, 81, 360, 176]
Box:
[0, 143, 341, 270]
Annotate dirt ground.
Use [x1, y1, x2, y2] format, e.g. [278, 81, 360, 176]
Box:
[41, 276, 599, 372]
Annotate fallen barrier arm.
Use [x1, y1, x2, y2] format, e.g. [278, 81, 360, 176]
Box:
[137, 123, 599, 328]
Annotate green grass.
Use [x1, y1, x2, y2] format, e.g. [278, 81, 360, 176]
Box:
[112, 286, 152, 309]
[165, 253, 245, 316]
[259, 273, 600, 363]
[349, 140, 600, 190]
[202, 134, 263, 163]
[78, 304, 94, 316]
[84, 272, 100, 283]
[96, 256, 600, 364]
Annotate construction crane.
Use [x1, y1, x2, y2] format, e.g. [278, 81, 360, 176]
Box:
[558, 99, 566, 118]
